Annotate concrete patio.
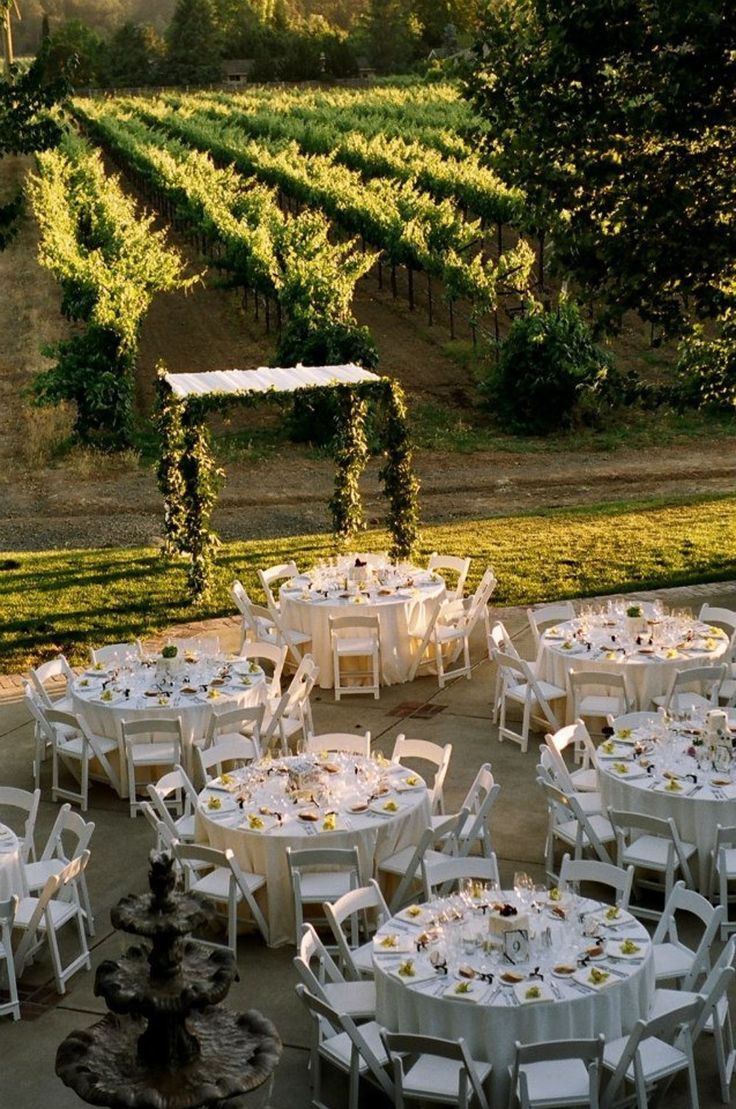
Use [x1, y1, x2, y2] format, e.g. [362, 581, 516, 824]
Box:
[1, 579, 735, 1107]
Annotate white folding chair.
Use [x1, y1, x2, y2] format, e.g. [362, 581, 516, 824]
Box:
[391, 734, 452, 815]
[45, 708, 121, 811]
[569, 669, 630, 733]
[527, 602, 576, 651]
[23, 680, 55, 789]
[381, 1030, 492, 1109]
[378, 809, 468, 913]
[262, 654, 318, 754]
[258, 561, 300, 611]
[197, 736, 260, 782]
[410, 568, 497, 687]
[296, 983, 394, 1109]
[305, 732, 371, 758]
[204, 703, 264, 751]
[509, 1036, 604, 1109]
[24, 805, 96, 936]
[609, 810, 697, 920]
[231, 581, 275, 650]
[488, 620, 534, 722]
[286, 845, 361, 946]
[600, 997, 703, 1109]
[0, 897, 20, 1020]
[324, 880, 390, 980]
[121, 717, 182, 818]
[0, 785, 41, 864]
[545, 721, 598, 789]
[650, 880, 723, 986]
[232, 642, 286, 709]
[329, 614, 380, 700]
[653, 663, 727, 714]
[173, 842, 268, 949]
[648, 937, 736, 1105]
[13, 851, 92, 995]
[28, 654, 75, 711]
[496, 652, 565, 753]
[421, 853, 500, 902]
[698, 604, 736, 638]
[710, 823, 736, 938]
[432, 763, 499, 859]
[607, 710, 660, 734]
[89, 641, 142, 667]
[559, 853, 634, 910]
[147, 764, 199, 843]
[538, 778, 615, 881]
[294, 923, 375, 1020]
[427, 552, 471, 601]
[539, 747, 603, 816]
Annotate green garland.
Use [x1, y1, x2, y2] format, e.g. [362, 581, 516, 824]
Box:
[156, 376, 420, 601]
[154, 368, 188, 557]
[380, 380, 420, 561]
[329, 387, 369, 547]
[180, 415, 223, 601]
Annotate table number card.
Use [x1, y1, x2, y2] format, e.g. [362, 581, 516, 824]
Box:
[503, 929, 529, 965]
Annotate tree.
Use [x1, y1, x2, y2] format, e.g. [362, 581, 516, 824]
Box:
[360, 0, 421, 73]
[104, 22, 164, 87]
[40, 19, 105, 85]
[464, 0, 736, 339]
[163, 0, 222, 85]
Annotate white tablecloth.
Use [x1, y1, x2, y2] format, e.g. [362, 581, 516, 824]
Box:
[375, 896, 654, 1105]
[280, 570, 445, 688]
[599, 723, 736, 889]
[538, 618, 730, 723]
[196, 754, 432, 946]
[0, 823, 26, 899]
[73, 657, 266, 791]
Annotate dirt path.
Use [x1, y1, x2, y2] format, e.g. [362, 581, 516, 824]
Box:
[1, 153, 735, 554]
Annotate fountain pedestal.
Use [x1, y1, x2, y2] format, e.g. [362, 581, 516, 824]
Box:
[56, 853, 281, 1108]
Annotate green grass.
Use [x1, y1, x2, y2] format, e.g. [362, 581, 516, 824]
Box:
[2, 493, 736, 673]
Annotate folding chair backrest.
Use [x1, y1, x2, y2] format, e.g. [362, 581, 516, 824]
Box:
[692, 965, 736, 1042]
[198, 736, 259, 778]
[231, 579, 251, 616]
[305, 732, 371, 757]
[465, 568, 497, 628]
[297, 922, 343, 985]
[541, 743, 575, 794]
[559, 854, 633, 908]
[607, 710, 659, 732]
[698, 604, 736, 638]
[528, 602, 575, 647]
[329, 614, 380, 635]
[234, 642, 286, 698]
[382, 1031, 488, 1109]
[652, 881, 723, 973]
[546, 722, 583, 756]
[422, 854, 500, 899]
[206, 704, 264, 747]
[121, 717, 183, 740]
[0, 785, 41, 861]
[258, 562, 299, 609]
[391, 735, 446, 769]
[30, 655, 73, 706]
[428, 552, 471, 599]
[571, 668, 628, 695]
[668, 664, 727, 704]
[175, 841, 231, 874]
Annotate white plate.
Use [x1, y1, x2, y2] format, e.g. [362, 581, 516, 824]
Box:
[605, 938, 649, 961]
[573, 967, 614, 990]
[514, 981, 554, 1004]
[92, 691, 124, 705]
[207, 776, 241, 794]
[85, 666, 111, 677]
[653, 780, 697, 796]
[607, 764, 649, 780]
[196, 692, 233, 704]
[201, 795, 237, 815]
[444, 979, 487, 1003]
[369, 799, 402, 816]
[397, 905, 429, 925]
[240, 812, 278, 833]
[592, 906, 635, 929]
[387, 960, 436, 985]
[394, 777, 424, 792]
[373, 933, 414, 955]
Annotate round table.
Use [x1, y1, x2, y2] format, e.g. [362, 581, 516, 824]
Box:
[599, 717, 736, 890]
[0, 823, 26, 899]
[537, 611, 730, 722]
[374, 892, 654, 1105]
[195, 753, 432, 946]
[73, 656, 267, 791]
[279, 561, 445, 688]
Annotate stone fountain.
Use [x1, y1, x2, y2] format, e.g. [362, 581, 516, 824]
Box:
[56, 852, 281, 1108]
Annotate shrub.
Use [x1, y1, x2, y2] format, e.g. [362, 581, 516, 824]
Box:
[483, 301, 615, 434]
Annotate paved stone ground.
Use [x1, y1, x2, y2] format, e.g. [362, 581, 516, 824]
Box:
[1, 579, 735, 1106]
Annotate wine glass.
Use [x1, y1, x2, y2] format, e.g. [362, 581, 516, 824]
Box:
[513, 871, 534, 908]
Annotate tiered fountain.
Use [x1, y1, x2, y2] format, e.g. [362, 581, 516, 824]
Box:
[56, 852, 281, 1108]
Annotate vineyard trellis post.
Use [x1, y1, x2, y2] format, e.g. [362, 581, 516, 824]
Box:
[156, 366, 420, 601]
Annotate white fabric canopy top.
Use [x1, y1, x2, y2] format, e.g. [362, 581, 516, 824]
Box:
[164, 363, 382, 399]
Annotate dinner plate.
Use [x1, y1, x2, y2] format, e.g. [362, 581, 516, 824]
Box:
[573, 967, 614, 990]
[369, 799, 402, 816]
[445, 979, 487, 1003]
[605, 938, 648, 961]
[514, 981, 554, 1004]
[201, 794, 237, 815]
[240, 812, 278, 833]
[394, 777, 424, 792]
[373, 933, 414, 955]
[387, 960, 436, 985]
[592, 906, 635, 929]
[396, 905, 430, 925]
[92, 691, 124, 705]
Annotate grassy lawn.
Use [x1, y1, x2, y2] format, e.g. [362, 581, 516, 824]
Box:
[2, 492, 735, 673]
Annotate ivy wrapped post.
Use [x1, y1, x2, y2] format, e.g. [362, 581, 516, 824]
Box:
[379, 381, 420, 560]
[180, 411, 223, 602]
[328, 386, 369, 549]
[154, 371, 188, 558]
